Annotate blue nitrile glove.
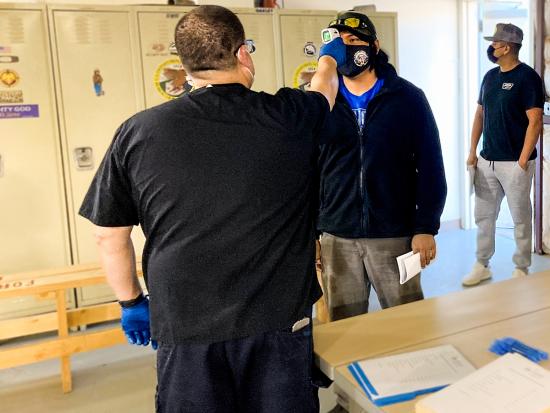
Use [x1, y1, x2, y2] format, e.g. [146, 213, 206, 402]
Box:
[120, 294, 157, 350]
[489, 337, 548, 362]
[319, 37, 346, 67]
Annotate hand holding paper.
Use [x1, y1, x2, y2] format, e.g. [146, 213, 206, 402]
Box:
[411, 234, 436, 267]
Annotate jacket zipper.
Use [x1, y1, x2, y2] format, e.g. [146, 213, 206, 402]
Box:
[357, 122, 366, 233]
[358, 96, 383, 234]
[339, 86, 391, 235]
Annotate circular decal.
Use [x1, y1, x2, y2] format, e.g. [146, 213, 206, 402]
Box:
[0, 69, 20, 88]
[292, 61, 318, 91]
[353, 50, 369, 67]
[303, 42, 317, 57]
[153, 59, 193, 100]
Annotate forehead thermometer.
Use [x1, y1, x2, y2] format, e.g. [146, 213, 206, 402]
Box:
[321, 28, 340, 44]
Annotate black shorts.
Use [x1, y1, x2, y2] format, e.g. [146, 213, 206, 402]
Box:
[155, 317, 320, 413]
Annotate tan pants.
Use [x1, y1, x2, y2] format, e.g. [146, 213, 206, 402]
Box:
[319, 233, 424, 321]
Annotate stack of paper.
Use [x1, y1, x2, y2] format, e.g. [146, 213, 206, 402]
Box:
[415, 353, 550, 413]
[348, 345, 476, 406]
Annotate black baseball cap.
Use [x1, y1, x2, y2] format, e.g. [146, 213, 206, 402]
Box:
[328, 11, 377, 41]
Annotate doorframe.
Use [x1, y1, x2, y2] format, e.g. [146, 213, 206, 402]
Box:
[534, 0, 544, 254]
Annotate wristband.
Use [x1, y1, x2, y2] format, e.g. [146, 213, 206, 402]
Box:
[118, 292, 146, 308]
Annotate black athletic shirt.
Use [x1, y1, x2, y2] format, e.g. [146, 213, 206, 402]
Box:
[478, 62, 543, 161]
[79, 83, 329, 344]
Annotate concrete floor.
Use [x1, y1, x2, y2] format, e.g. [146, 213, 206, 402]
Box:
[1, 228, 550, 413]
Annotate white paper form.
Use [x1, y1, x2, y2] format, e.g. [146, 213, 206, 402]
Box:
[397, 251, 421, 284]
[351, 345, 475, 400]
[396, 251, 413, 283]
[416, 353, 550, 413]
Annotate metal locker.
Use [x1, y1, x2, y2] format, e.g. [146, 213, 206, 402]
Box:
[276, 10, 335, 89]
[0, 4, 73, 319]
[276, 9, 398, 89]
[233, 7, 282, 93]
[135, 5, 193, 109]
[49, 5, 146, 306]
[367, 12, 399, 70]
[135, 5, 281, 110]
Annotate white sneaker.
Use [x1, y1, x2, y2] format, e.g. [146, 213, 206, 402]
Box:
[462, 262, 492, 286]
[512, 268, 528, 278]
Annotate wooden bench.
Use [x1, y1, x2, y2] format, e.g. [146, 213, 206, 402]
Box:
[0, 264, 144, 393]
[0, 263, 329, 393]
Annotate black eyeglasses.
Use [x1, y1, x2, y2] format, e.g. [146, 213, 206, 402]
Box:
[235, 39, 256, 55]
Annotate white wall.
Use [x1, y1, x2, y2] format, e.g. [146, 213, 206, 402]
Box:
[285, 0, 461, 224]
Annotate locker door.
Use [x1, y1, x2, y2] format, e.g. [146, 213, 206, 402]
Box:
[136, 8, 190, 109]
[235, 8, 280, 94]
[0, 5, 73, 319]
[137, 6, 280, 108]
[369, 13, 398, 70]
[278, 11, 335, 89]
[51, 6, 145, 305]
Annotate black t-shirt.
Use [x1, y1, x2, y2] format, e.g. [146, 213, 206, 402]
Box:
[79, 84, 329, 344]
[478, 62, 543, 161]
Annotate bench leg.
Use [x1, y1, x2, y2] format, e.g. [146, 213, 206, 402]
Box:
[56, 289, 72, 393]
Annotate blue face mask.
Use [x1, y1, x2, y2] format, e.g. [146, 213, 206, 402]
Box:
[337, 44, 372, 78]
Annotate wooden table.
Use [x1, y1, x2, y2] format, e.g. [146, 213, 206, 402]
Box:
[313, 271, 550, 412]
[314, 271, 550, 379]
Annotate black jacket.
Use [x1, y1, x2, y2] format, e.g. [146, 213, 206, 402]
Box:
[317, 64, 447, 238]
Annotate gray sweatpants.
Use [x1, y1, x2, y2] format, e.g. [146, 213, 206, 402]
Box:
[474, 157, 535, 272]
[319, 233, 423, 321]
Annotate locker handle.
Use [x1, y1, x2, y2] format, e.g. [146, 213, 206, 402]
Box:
[74, 147, 94, 170]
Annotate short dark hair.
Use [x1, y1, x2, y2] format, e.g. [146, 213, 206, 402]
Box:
[507, 42, 522, 55]
[174, 5, 245, 73]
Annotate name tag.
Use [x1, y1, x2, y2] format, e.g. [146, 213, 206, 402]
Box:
[502, 82, 514, 90]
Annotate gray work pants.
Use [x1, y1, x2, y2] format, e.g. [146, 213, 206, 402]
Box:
[474, 157, 535, 272]
[319, 233, 423, 321]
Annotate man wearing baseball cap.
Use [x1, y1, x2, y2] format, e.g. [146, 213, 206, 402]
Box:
[463, 23, 543, 286]
[317, 10, 447, 320]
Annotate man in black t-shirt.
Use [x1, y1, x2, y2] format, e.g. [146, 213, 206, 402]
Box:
[79, 5, 345, 412]
[463, 23, 543, 286]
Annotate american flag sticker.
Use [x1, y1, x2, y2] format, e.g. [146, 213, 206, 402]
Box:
[0, 46, 12, 53]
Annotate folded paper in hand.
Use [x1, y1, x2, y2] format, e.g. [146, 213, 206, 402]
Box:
[468, 165, 475, 195]
[397, 251, 422, 284]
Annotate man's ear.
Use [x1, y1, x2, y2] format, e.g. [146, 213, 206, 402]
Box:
[374, 39, 380, 54]
[236, 45, 253, 70]
[236, 45, 248, 64]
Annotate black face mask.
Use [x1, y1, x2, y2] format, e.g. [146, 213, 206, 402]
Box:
[487, 45, 505, 63]
[337, 44, 372, 78]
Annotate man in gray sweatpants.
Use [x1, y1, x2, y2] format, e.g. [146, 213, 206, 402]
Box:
[463, 23, 543, 286]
